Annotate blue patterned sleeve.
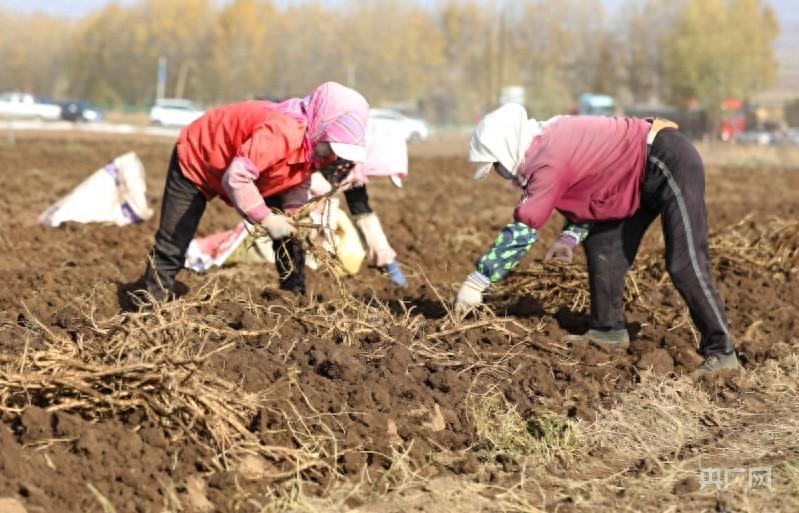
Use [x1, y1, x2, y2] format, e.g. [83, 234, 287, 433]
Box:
[561, 221, 591, 244]
[476, 222, 538, 283]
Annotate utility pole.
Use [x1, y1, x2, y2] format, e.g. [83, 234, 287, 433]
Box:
[347, 65, 356, 88]
[175, 60, 193, 100]
[497, 8, 506, 105]
[156, 56, 167, 100]
[484, 9, 495, 113]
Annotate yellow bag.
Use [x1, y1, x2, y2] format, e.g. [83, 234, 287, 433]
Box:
[328, 207, 366, 276]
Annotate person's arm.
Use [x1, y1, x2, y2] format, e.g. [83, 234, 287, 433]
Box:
[346, 185, 406, 286]
[345, 185, 396, 265]
[475, 222, 538, 283]
[512, 163, 564, 229]
[561, 221, 591, 244]
[221, 122, 300, 235]
[455, 222, 537, 311]
[223, 158, 293, 239]
[221, 157, 270, 223]
[483, 161, 564, 281]
[343, 184, 373, 217]
[455, 163, 563, 312]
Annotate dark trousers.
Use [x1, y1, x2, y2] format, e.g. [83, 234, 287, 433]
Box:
[582, 129, 733, 356]
[264, 196, 306, 295]
[142, 149, 206, 297]
[141, 147, 305, 297]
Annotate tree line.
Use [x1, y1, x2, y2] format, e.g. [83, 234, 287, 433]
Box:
[0, 0, 779, 125]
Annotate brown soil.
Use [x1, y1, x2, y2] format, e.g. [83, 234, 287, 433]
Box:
[0, 133, 798, 512]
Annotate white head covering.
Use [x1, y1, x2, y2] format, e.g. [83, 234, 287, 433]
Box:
[469, 103, 543, 180]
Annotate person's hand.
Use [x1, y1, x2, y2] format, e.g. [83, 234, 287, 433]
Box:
[455, 271, 490, 315]
[544, 236, 577, 264]
[383, 261, 407, 287]
[261, 213, 296, 240]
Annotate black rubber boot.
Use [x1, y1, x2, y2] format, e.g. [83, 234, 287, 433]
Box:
[140, 261, 173, 301]
[274, 237, 306, 296]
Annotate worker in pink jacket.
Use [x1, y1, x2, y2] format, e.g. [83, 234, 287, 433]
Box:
[309, 120, 409, 286]
[454, 104, 738, 378]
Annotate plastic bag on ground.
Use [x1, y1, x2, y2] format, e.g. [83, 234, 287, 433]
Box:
[184, 223, 253, 272]
[38, 152, 153, 227]
[323, 204, 365, 275]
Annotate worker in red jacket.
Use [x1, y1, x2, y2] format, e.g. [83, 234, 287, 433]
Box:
[136, 82, 369, 301]
[454, 104, 738, 378]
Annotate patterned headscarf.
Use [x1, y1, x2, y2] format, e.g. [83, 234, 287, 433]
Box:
[277, 82, 369, 162]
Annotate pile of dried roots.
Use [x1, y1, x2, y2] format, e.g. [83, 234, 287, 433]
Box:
[0, 215, 795, 483]
[0, 291, 320, 476]
[493, 215, 799, 321]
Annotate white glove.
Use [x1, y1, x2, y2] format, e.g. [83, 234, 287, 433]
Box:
[261, 213, 295, 240]
[455, 271, 490, 315]
[355, 213, 397, 266]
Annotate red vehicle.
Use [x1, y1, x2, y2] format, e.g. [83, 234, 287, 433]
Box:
[719, 98, 746, 142]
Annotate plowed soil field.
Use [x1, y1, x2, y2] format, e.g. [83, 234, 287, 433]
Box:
[0, 132, 798, 513]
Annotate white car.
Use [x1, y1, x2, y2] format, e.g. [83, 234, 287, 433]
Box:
[733, 130, 773, 146]
[149, 98, 204, 127]
[0, 92, 62, 120]
[368, 108, 430, 142]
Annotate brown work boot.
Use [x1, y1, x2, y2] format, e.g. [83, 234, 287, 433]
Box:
[689, 352, 740, 380]
[563, 328, 630, 350]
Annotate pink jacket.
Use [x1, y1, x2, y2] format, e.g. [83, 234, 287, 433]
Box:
[513, 116, 651, 228]
[349, 122, 408, 184]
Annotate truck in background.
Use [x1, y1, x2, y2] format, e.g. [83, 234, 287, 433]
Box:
[0, 92, 62, 120]
[718, 98, 747, 142]
[569, 93, 751, 141]
[577, 93, 616, 116]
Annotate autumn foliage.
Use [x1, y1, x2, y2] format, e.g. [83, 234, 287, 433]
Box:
[0, 0, 779, 123]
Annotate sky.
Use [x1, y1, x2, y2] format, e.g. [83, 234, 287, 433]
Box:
[1, 0, 796, 21]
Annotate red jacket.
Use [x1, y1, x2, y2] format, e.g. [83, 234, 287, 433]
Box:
[176, 101, 310, 204]
[514, 116, 651, 228]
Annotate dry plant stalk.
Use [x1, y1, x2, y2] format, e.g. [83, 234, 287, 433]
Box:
[247, 186, 354, 288]
[494, 216, 798, 325]
[469, 388, 585, 464]
[0, 288, 321, 477]
[0, 214, 794, 508]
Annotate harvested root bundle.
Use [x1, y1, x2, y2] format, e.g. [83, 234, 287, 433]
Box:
[493, 263, 650, 315]
[710, 215, 799, 277]
[0, 291, 321, 477]
[248, 184, 358, 286]
[492, 216, 799, 322]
